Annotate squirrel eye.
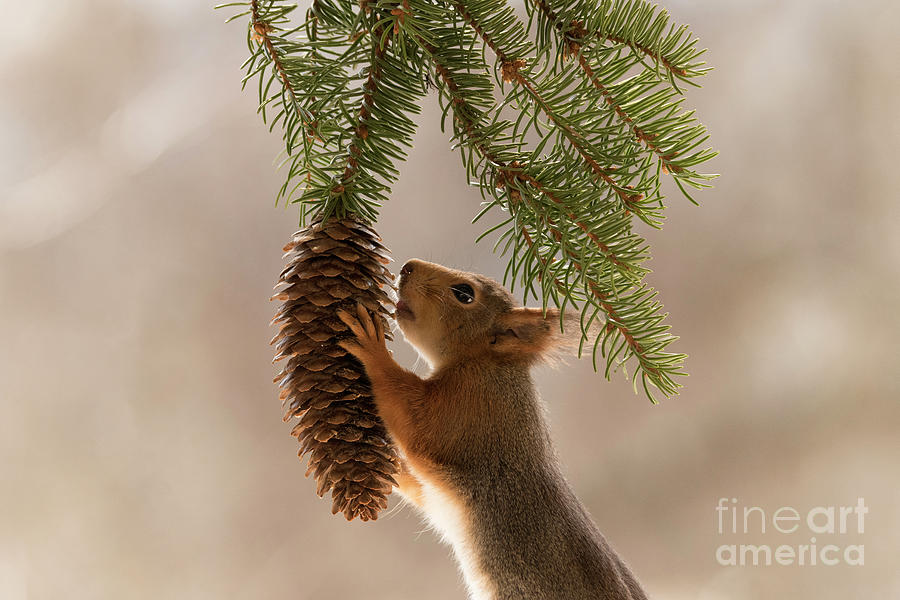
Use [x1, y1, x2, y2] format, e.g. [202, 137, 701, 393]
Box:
[450, 283, 475, 304]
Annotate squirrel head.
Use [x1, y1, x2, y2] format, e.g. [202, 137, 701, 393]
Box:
[394, 259, 586, 369]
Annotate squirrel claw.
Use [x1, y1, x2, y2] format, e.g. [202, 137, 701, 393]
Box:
[337, 304, 387, 365]
[337, 338, 363, 359]
[356, 302, 377, 338]
[337, 308, 364, 338]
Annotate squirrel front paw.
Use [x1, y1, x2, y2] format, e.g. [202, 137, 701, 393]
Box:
[337, 303, 391, 370]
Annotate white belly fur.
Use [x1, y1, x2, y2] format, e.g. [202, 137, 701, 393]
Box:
[419, 479, 495, 600]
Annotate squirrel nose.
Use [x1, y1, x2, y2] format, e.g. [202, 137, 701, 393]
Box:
[400, 261, 414, 277]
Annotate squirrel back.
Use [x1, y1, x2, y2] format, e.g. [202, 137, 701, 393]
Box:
[337, 259, 648, 600]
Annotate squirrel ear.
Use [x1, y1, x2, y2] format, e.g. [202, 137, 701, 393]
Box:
[490, 307, 561, 358]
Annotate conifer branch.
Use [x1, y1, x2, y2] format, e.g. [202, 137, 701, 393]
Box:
[297, 1, 427, 222]
[528, 0, 682, 173]
[412, 13, 681, 397]
[426, 42, 635, 274]
[415, 15, 646, 273]
[250, 0, 297, 100]
[331, 15, 390, 218]
[229, 0, 317, 207]
[221, 0, 427, 223]
[576, 53, 681, 172]
[528, 0, 717, 192]
[220, 0, 717, 402]
[518, 225, 682, 398]
[509, 70, 646, 211]
[526, 0, 710, 83]
[448, 0, 661, 225]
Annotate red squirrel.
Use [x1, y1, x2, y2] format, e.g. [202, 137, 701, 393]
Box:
[337, 259, 648, 600]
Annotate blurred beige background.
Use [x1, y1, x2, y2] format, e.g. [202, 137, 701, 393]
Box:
[1, 0, 898, 598]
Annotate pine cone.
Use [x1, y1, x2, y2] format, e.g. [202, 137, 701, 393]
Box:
[271, 216, 399, 521]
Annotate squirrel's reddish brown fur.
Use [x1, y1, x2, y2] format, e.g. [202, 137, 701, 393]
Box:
[338, 259, 647, 600]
